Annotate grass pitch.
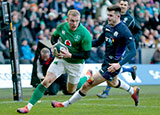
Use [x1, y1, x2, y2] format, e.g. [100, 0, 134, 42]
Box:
[0, 85, 160, 115]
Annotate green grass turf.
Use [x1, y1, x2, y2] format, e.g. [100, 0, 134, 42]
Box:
[0, 85, 160, 115]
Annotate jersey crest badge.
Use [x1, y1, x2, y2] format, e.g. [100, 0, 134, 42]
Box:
[65, 40, 71, 46]
[114, 31, 118, 37]
[123, 17, 128, 23]
[74, 35, 80, 41]
[62, 30, 65, 35]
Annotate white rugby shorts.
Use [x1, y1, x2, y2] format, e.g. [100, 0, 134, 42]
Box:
[47, 58, 84, 84]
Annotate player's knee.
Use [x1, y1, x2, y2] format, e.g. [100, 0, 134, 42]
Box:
[43, 73, 56, 88]
[81, 82, 92, 91]
[109, 81, 120, 88]
[111, 82, 117, 87]
[108, 83, 112, 87]
[67, 87, 77, 94]
[42, 78, 54, 88]
[107, 81, 118, 87]
[115, 80, 121, 88]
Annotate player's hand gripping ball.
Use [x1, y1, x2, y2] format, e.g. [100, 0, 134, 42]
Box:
[51, 42, 67, 58]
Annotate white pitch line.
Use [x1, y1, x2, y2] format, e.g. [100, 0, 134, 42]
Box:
[76, 103, 160, 108]
[0, 99, 159, 109]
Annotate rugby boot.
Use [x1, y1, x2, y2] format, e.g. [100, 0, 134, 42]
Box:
[96, 90, 109, 98]
[17, 106, 29, 114]
[51, 101, 64, 108]
[131, 65, 137, 80]
[131, 86, 140, 106]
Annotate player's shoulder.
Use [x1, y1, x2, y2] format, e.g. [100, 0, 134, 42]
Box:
[116, 22, 128, 30]
[79, 23, 91, 35]
[116, 22, 132, 35]
[121, 11, 134, 23]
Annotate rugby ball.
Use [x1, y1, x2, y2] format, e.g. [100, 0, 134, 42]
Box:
[51, 42, 67, 57]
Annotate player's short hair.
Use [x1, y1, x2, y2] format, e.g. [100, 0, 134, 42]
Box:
[67, 9, 80, 17]
[120, 0, 129, 2]
[120, 0, 130, 4]
[41, 47, 50, 55]
[107, 5, 121, 14]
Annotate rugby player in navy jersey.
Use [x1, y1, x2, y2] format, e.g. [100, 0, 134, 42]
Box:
[52, 5, 140, 108]
[97, 0, 141, 98]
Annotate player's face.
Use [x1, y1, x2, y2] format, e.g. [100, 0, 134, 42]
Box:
[107, 11, 119, 27]
[67, 15, 80, 31]
[120, 1, 128, 15]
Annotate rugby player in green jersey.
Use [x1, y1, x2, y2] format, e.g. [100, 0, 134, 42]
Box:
[17, 9, 92, 114]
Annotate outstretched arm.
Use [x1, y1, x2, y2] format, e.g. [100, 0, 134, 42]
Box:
[92, 32, 105, 47]
[119, 41, 136, 66]
[108, 41, 136, 73]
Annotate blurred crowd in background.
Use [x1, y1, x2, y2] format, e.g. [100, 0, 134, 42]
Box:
[0, 0, 160, 64]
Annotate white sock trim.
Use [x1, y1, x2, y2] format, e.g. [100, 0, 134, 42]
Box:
[27, 103, 33, 111]
[62, 100, 70, 107]
[63, 90, 83, 107]
[119, 80, 134, 95]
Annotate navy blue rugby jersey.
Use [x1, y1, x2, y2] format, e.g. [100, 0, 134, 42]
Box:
[92, 22, 136, 66]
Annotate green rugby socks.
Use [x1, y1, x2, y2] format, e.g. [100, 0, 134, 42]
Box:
[29, 84, 47, 105]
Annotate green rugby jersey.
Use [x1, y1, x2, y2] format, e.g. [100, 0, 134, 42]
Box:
[53, 22, 92, 64]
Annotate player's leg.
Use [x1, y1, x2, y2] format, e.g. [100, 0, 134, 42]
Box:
[97, 84, 111, 98]
[67, 82, 78, 94]
[77, 76, 88, 90]
[17, 72, 57, 113]
[62, 70, 92, 94]
[96, 65, 137, 98]
[108, 75, 140, 106]
[77, 70, 92, 90]
[17, 58, 65, 113]
[51, 71, 106, 108]
[63, 62, 85, 94]
[121, 65, 137, 80]
[29, 72, 56, 103]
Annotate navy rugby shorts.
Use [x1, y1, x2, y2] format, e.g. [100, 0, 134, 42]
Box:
[99, 59, 121, 81]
